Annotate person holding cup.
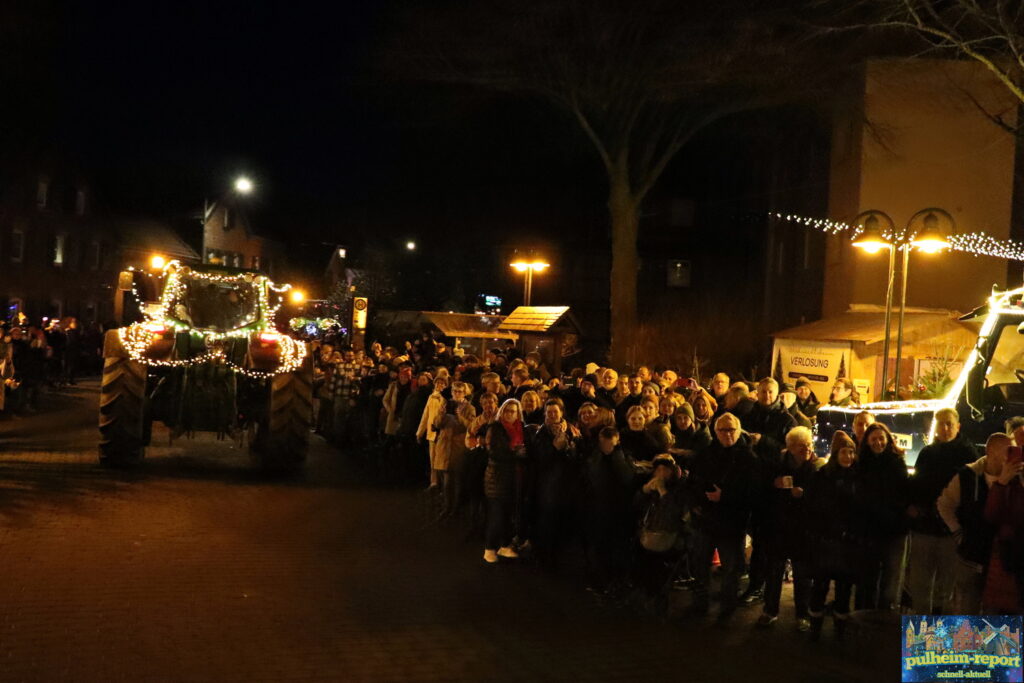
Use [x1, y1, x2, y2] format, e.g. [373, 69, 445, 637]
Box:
[757, 426, 819, 630]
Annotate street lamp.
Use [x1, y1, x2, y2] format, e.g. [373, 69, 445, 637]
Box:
[149, 254, 166, 270]
[510, 260, 549, 305]
[234, 176, 254, 194]
[853, 208, 954, 399]
[406, 241, 416, 251]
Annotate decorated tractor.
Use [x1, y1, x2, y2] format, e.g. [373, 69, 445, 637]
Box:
[99, 260, 312, 471]
[817, 284, 1024, 469]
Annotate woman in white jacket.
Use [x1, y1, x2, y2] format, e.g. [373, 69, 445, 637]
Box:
[418, 376, 450, 490]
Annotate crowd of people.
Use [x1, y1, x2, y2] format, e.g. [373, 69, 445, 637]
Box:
[0, 317, 103, 416]
[307, 332, 1024, 634]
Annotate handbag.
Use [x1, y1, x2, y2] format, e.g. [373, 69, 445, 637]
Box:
[639, 500, 679, 553]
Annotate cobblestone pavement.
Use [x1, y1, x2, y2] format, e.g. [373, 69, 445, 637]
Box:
[0, 381, 895, 682]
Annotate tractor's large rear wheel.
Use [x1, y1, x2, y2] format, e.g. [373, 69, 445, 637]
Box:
[99, 330, 149, 466]
[251, 354, 312, 474]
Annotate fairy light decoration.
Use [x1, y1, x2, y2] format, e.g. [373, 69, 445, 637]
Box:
[118, 260, 306, 378]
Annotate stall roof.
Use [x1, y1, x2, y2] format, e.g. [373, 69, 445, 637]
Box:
[773, 305, 976, 345]
[499, 306, 573, 333]
[421, 312, 517, 340]
[375, 310, 517, 340]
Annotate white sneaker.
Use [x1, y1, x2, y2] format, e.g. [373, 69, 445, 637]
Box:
[483, 549, 498, 563]
[497, 546, 519, 559]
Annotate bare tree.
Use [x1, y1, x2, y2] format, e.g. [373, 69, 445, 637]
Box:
[386, 0, 833, 364]
[854, 0, 1024, 131]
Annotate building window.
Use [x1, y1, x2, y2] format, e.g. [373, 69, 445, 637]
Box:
[75, 189, 87, 216]
[53, 234, 65, 266]
[251, 255, 261, 270]
[36, 180, 48, 209]
[223, 207, 230, 228]
[90, 241, 101, 270]
[11, 229, 24, 263]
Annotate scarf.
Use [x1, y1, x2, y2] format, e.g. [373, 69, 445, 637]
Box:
[502, 419, 524, 448]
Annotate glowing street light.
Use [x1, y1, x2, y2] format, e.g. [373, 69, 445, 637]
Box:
[852, 208, 954, 398]
[234, 176, 254, 194]
[406, 241, 417, 251]
[289, 288, 306, 304]
[510, 260, 550, 305]
[149, 254, 167, 270]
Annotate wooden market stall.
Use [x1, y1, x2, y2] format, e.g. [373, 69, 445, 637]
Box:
[498, 306, 583, 376]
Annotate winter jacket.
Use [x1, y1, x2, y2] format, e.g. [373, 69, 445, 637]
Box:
[637, 475, 688, 536]
[581, 444, 635, 524]
[528, 421, 580, 510]
[796, 393, 820, 418]
[416, 391, 447, 443]
[746, 400, 798, 455]
[382, 379, 413, 436]
[687, 440, 760, 537]
[984, 479, 1024, 611]
[620, 428, 660, 464]
[670, 424, 712, 464]
[484, 421, 528, 500]
[806, 460, 866, 576]
[762, 451, 818, 559]
[937, 456, 996, 568]
[909, 435, 979, 535]
[397, 387, 429, 438]
[859, 447, 909, 538]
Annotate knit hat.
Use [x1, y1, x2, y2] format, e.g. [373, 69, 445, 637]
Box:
[830, 430, 855, 457]
[795, 377, 812, 389]
[582, 373, 599, 387]
[676, 402, 695, 421]
[779, 382, 796, 395]
[642, 381, 661, 395]
[585, 362, 600, 376]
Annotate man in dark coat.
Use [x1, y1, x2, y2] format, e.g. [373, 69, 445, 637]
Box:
[794, 377, 820, 418]
[757, 426, 818, 630]
[907, 407, 979, 613]
[687, 412, 761, 623]
[740, 377, 797, 605]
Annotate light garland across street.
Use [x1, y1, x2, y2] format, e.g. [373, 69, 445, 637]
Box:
[771, 212, 1024, 262]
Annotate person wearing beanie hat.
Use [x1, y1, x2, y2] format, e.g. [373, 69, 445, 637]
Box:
[806, 429, 861, 640]
[669, 402, 711, 466]
[794, 377, 820, 418]
[778, 382, 813, 429]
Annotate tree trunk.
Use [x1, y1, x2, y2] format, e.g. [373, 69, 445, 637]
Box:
[607, 166, 639, 367]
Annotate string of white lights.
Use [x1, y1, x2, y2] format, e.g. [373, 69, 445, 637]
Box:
[771, 213, 1024, 262]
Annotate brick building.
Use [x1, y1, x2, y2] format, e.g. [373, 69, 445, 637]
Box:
[0, 170, 198, 325]
[201, 196, 281, 275]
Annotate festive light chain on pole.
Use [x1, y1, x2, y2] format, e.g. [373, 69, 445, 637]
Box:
[772, 212, 1024, 262]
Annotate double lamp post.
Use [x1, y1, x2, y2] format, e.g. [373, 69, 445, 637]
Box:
[852, 208, 955, 400]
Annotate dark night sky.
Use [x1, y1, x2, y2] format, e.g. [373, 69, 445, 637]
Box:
[1, 0, 837, 325]
[4, 0, 607, 249]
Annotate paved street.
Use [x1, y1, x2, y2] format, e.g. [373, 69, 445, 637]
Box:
[0, 382, 893, 682]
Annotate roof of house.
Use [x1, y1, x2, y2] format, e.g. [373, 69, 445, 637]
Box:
[498, 306, 573, 333]
[117, 219, 200, 262]
[773, 305, 976, 345]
